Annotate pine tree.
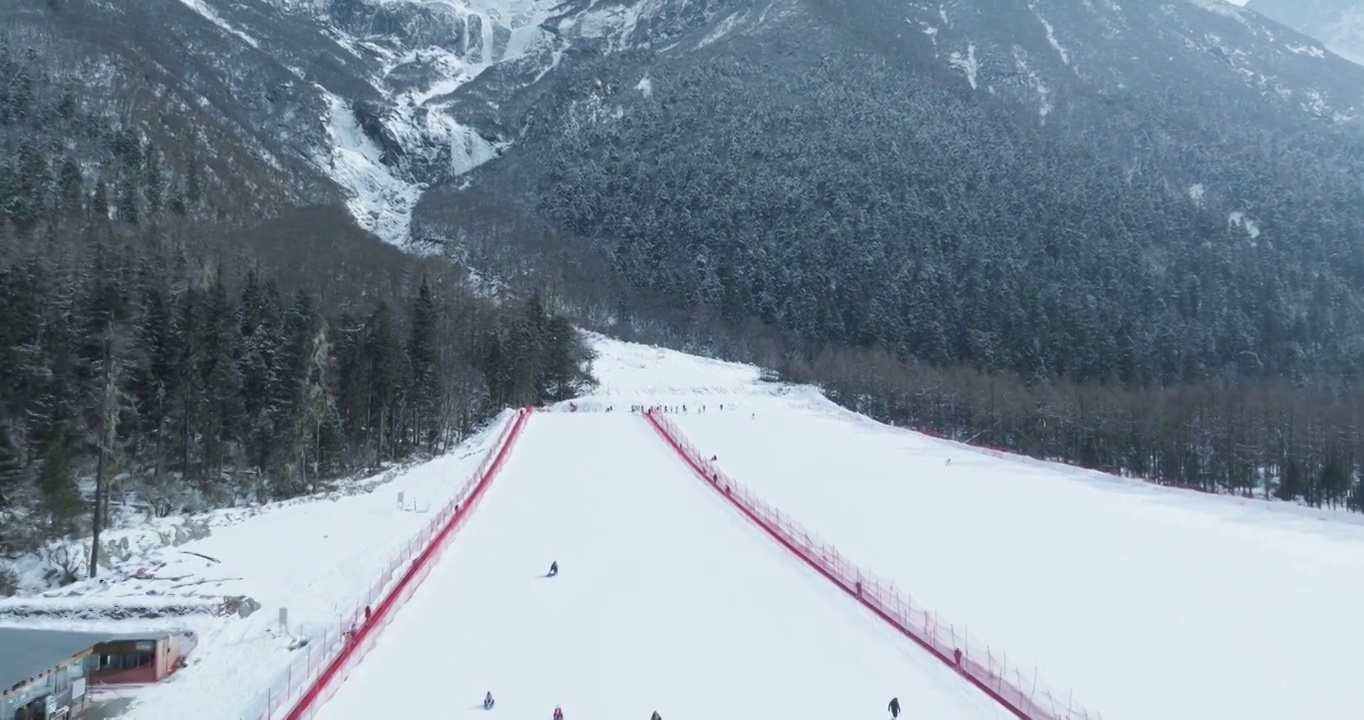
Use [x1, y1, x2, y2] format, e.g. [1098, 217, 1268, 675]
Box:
[407, 277, 441, 453]
[236, 272, 285, 480]
[77, 244, 136, 573]
[30, 291, 83, 534]
[132, 254, 175, 479]
[298, 308, 337, 490]
[90, 178, 108, 222]
[87, 319, 135, 576]
[197, 270, 244, 491]
[144, 147, 163, 218]
[171, 284, 204, 482]
[12, 143, 49, 230]
[56, 156, 82, 216]
[480, 329, 511, 408]
[0, 425, 22, 509]
[501, 293, 546, 405]
[272, 289, 333, 495]
[334, 312, 369, 462]
[366, 302, 402, 465]
[1, 259, 48, 462]
[185, 154, 201, 208]
[116, 181, 138, 225]
[541, 314, 592, 402]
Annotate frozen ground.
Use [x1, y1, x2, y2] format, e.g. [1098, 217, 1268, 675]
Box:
[1, 410, 518, 720]
[582, 337, 1364, 720]
[315, 411, 1012, 720]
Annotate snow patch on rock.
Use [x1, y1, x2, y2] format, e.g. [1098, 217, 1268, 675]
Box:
[321, 93, 424, 247]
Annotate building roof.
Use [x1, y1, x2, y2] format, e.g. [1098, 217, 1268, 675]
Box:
[0, 628, 170, 693]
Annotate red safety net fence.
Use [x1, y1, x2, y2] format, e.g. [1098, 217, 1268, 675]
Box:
[642, 409, 1101, 720]
[244, 406, 535, 720]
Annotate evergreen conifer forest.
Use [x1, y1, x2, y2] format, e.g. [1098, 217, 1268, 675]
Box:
[0, 40, 594, 579]
[5, 0, 1364, 600]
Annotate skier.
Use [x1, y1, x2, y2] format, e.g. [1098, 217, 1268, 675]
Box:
[553, 706, 565, 720]
[888, 697, 901, 719]
[484, 691, 495, 710]
[651, 712, 662, 720]
[548, 561, 559, 577]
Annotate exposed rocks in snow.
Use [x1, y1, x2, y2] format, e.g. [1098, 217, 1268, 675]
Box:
[0, 599, 225, 621]
[220, 595, 263, 619]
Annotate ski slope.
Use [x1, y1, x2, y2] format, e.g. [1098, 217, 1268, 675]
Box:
[314, 411, 1015, 720]
[603, 343, 1364, 720]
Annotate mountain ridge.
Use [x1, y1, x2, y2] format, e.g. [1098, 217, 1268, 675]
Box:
[1249, 0, 1364, 66]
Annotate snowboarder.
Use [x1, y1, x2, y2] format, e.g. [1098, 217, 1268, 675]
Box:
[553, 706, 565, 720]
[548, 561, 559, 577]
[888, 697, 900, 719]
[484, 691, 495, 710]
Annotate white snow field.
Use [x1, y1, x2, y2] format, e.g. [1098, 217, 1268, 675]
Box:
[314, 411, 1014, 720]
[0, 410, 520, 720]
[580, 338, 1364, 720]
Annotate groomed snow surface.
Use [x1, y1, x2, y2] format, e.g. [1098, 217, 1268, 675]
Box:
[588, 336, 1364, 720]
[316, 412, 1011, 720]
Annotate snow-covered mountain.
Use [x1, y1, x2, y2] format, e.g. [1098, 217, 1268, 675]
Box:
[11, 0, 1362, 251]
[411, 0, 1364, 242]
[164, 0, 559, 244]
[1249, 0, 1364, 66]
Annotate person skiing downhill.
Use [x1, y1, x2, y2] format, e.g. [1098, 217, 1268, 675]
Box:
[888, 697, 901, 719]
[548, 561, 559, 577]
[552, 706, 564, 720]
[484, 691, 495, 710]
[651, 712, 662, 720]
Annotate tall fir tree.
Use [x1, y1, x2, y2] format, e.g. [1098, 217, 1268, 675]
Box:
[170, 283, 203, 482]
[366, 302, 403, 465]
[408, 277, 441, 453]
[30, 287, 83, 532]
[199, 269, 244, 489]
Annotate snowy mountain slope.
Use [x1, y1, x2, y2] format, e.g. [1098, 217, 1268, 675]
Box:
[888, 0, 1364, 121]
[5, 0, 543, 245]
[316, 411, 1015, 720]
[578, 335, 1364, 720]
[665, 388, 1364, 719]
[581, 335, 1364, 526]
[180, 0, 544, 244]
[409, 0, 1364, 371]
[8, 327, 1362, 718]
[14, 0, 1364, 252]
[0, 0, 343, 219]
[0, 410, 517, 720]
[1250, 0, 1364, 66]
